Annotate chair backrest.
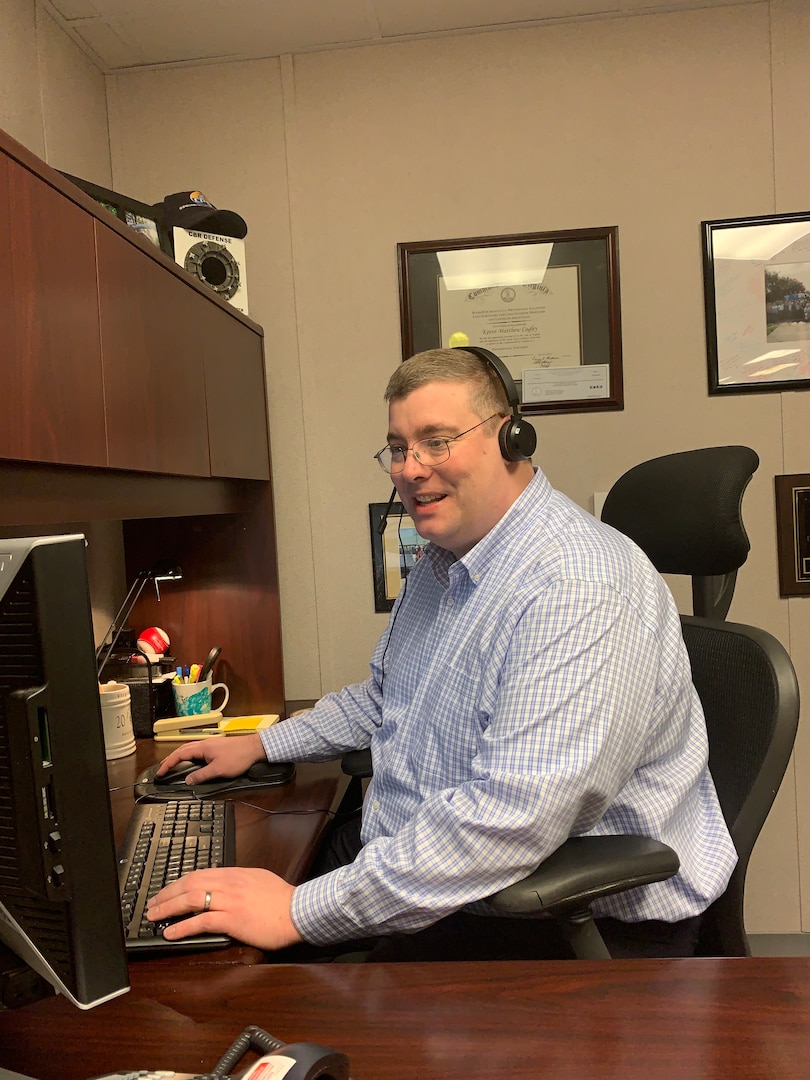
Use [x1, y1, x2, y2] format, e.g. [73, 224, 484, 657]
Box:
[680, 615, 800, 955]
[601, 446, 759, 619]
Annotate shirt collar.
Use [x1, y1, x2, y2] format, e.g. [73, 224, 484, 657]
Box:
[424, 468, 552, 587]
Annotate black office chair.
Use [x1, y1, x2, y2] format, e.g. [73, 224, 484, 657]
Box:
[600, 445, 759, 619]
[487, 615, 799, 958]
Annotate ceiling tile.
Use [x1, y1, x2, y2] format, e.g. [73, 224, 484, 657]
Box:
[47, 0, 103, 18]
[43, 0, 762, 73]
[113, 0, 378, 66]
[373, 0, 620, 37]
[71, 16, 147, 69]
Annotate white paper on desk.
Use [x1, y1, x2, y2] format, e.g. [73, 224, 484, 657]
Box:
[522, 364, 609, 402]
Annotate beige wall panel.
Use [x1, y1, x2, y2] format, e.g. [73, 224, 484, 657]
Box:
[779, 390, 810, 931]
[788, 589, 810, 930]
[106, 58, 320, 700]
[36, 3, 111, 182]
[282, 4, 782, 692]
[771, 0, 810, 212]
[745, 766, 801, 931]
[0, 4, 108, 173]
[771, 0, 810, 936]
[1, 0, 45, 156]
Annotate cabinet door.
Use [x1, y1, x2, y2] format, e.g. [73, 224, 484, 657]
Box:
[201, 302, 270, 480]
[96, 225, 210, 476]
[0, 155, 107, 466]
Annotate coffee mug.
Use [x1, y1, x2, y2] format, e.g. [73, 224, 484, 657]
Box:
[172, 674, 230, 717]
[98, 681, 136, 759]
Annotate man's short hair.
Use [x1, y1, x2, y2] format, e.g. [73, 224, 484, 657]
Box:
[384, 349, 509, 419]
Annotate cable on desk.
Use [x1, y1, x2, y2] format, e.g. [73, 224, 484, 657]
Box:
[225, 798, 341, 817]
[209, 1025, 286, 1078]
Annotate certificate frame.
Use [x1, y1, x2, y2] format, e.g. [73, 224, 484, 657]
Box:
[397, 227, 623, 415]
[368, 502, 430, 612]
[703, 211, 810, 395]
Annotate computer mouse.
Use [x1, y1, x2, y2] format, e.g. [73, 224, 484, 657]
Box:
[154, 760, 200, 786]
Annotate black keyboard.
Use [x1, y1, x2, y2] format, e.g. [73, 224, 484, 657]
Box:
[118, 799, 236, 953]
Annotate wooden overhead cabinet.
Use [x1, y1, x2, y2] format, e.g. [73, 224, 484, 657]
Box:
[0, 125, 283, 718]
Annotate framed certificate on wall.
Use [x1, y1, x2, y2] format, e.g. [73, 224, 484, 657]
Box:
[397, 227, 623, 415]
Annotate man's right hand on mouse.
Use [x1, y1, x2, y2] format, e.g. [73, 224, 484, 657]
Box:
[156, 732, 266, 783]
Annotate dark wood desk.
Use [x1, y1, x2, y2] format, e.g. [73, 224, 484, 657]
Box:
[2, 957, 810, 1079]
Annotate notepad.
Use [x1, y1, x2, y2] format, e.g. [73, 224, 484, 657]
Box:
[153, 712, 280, 741]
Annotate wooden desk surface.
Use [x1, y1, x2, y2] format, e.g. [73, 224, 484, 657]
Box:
[2, 956, 810, 1079]
[100, 742, 350, 966]
[107, 741, 351, 884]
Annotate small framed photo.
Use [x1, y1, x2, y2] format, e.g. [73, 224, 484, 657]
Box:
[774, 474, 810, 597]
[368, 502, 430, 612]
[703, 211, 810, 394]
[397, 227, 623, 415]
[60, 171, 172, 258]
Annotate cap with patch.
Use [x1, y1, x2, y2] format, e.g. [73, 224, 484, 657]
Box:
[158, 190, 248, 239]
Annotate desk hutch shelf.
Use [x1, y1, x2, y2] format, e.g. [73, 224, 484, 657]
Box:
[0, 125, 285, 719]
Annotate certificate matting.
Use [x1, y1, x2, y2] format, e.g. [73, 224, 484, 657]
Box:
[438, 266, 583, 379]
[398, 228, 623, 416]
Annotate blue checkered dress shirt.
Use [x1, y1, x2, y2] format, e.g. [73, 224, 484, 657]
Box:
[261, 468, 737, 945]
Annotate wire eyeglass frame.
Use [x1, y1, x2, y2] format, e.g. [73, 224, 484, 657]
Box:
[374, 413, 501, 474]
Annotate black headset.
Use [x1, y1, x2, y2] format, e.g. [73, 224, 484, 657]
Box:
[453, 345, 537, 462]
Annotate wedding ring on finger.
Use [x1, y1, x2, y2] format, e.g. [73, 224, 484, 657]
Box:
[203, 891, 212, 913]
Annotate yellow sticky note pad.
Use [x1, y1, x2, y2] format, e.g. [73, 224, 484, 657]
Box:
[219, 714, 280, 733]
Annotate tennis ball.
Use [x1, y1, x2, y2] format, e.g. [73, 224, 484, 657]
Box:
[448, 331, 470, 348]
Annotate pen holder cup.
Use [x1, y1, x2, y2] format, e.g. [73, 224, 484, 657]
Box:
[98, 681, 136, 759]
[172, 675, 229, 717]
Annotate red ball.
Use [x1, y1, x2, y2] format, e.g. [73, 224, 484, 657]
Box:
[137, 626, 170, 657]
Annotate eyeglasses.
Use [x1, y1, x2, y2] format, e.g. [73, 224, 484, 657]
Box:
[374, 414, 500, 474]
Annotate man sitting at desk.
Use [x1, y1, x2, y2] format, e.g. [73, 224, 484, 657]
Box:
[148, 348, 736, 960]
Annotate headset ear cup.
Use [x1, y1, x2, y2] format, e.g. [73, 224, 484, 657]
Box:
[513, 417, 537, 460]
[499, 417, 537, 461]
[498, 420, 512, 460]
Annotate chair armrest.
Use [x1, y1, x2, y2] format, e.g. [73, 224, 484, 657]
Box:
[487, 835, 680, 917]
[341, 748, 373, 777]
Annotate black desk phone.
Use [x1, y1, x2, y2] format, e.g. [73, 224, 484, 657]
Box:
[90, 1026, 350, 1080]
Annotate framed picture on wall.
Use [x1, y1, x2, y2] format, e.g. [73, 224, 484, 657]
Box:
[397, 227, 624, 415]
[368, 502, 430, 612]
[703, 211, 810, 394]
[774, 474, 810, 597]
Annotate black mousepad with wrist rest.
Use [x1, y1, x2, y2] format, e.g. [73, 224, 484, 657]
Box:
[134, 760, 295, 802]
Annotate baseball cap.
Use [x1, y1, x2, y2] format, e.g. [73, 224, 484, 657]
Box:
[157, 190, 248, 238]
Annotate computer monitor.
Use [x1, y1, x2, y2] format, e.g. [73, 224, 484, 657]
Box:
[0, 534, 130, 1009]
